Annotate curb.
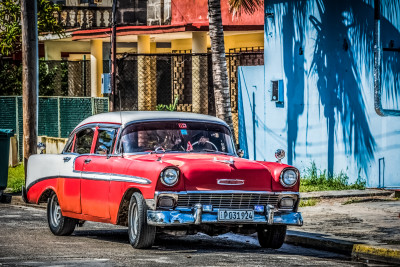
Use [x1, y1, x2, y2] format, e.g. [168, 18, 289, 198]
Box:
[286, 230, 400, 264]
[301, 190, 393, 200]
[352, 244, 400, 264]
[286, 231, 354, 255]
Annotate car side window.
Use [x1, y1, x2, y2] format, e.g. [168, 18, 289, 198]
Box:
[94, 128, 116, 155]
[74, 128, 94, 154]
[63, 135, 74, 153]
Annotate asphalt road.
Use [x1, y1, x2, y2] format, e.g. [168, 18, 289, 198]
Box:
[0, 204, 365, 266]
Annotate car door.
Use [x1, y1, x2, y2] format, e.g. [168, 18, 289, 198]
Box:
[80, 126, 117, 219]
[58, 133, 82, 214]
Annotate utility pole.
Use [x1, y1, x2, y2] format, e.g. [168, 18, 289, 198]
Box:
[21, 0, 38, 176]
[110, 0, 117, 111]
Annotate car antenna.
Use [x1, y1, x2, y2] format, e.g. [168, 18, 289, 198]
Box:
[119, 107, 123, 158]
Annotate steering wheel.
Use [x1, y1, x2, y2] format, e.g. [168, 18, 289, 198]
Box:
[191, 140, 218, 151]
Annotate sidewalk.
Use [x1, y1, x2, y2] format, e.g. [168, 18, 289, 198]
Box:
[287, 189, 399, 264]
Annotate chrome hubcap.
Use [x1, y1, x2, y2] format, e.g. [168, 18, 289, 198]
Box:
[50, 195, 61, 226]
[129, 202, 138, 239]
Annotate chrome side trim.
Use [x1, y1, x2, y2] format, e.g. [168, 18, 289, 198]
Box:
[80, 171, 152, 185]
[26, 174, 151, 192]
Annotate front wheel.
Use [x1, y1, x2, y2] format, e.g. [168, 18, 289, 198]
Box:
[257, 225, 287, 249]
[47, 193, 77, 236]
[128, 192, 156, 249]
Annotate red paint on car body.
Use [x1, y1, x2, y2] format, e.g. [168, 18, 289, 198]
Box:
[26, 116, 300, 227]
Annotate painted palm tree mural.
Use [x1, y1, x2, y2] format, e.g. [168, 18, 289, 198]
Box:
[307, 0, 377, 175]
[261, 0, 400, 185]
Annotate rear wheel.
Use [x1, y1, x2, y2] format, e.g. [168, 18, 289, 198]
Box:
[257, 225, 287, 249]
[47, 193, 77, 236]
[128, 192, 156, 249]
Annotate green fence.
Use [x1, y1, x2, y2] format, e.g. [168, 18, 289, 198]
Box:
[0, 96, 109, 161]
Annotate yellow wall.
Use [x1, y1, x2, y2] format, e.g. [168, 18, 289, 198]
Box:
[224, 33, 264, 52]
[170, 33, 264, 53]
[45, 32, 263, 59]
[68, 54, 90, 61]
[171, 39, 192, 51]
[155, 47, 172, 53]
[44, 41, 90, 60]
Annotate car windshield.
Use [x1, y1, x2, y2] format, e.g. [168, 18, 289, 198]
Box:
[119, 121, 235, 154]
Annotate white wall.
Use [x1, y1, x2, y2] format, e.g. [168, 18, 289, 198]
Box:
[261, 0, 400, 188]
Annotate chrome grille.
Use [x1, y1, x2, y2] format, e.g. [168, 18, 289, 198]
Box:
[176, 193, 279, 209]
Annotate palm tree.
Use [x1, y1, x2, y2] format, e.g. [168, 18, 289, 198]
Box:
[208, 0, 233, 130]
[207, 0, 263, 131]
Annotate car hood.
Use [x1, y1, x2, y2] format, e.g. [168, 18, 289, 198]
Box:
[128, 153, 273, 191]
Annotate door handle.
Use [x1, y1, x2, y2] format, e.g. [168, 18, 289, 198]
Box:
[63, 157, 71, 162]
[84, 158, 92, 164]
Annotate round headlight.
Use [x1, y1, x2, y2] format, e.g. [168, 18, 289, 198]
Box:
[161, 168, 179, 186]
[280, 169, 298, 187]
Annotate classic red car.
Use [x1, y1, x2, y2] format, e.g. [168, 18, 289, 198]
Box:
[24, 111, 302, 249]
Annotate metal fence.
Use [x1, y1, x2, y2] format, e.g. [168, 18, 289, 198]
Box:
[0, 59, 101, 97]
[115, 53, 216, 114]
[115, 51, 264, 111]
[115, 50, 264, 141]
[0, 50, 263, 145]
[0, 96, 109, 160]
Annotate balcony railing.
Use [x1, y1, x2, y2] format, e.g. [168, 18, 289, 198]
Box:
[54, 6, 112, 29]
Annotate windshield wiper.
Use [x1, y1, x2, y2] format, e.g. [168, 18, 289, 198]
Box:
[150, 146, 166, 154]
[200, 149, 230, 155]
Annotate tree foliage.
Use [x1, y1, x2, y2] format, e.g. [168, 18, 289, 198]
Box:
[0, 0, 63, 57]
[229, 0, 263, 16]
[0, 60, 61, 96]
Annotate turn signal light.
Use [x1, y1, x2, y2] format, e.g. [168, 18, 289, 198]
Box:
[279, 197, 295, 209]
[158, 196, 175, 209]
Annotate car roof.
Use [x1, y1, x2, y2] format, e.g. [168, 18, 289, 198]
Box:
[75, 111, 229, 130]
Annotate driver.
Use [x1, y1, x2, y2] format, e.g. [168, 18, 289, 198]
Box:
[193, 136, 215, 151]
[159, 130, 184, 151]
[171, 137, 184, 151]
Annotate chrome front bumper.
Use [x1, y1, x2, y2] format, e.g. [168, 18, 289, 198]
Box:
[147, 205, 303, 226]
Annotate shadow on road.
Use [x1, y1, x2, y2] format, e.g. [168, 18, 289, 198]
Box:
[72, 228, 350, 260]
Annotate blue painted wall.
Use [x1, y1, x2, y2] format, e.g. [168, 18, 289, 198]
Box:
[238, 0, 400, 188]
[237, 66, 266, 160]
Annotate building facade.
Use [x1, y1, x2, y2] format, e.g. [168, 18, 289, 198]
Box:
[44, 0, 265, 100]
[238, 0, 400, 188]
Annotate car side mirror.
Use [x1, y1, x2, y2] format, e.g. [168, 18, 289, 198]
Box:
[275, 149, 285, 163]
[237, 149, 244, 158]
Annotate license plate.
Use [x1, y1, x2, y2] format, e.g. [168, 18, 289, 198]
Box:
[218, 210, 254, 221]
